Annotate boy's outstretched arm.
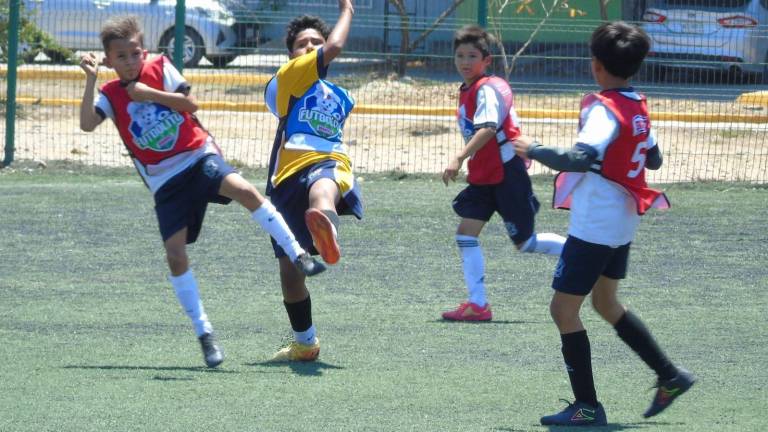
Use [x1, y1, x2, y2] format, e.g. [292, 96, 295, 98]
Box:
[514, 135, 597, 172]
[79, 53, 103, 132]
[323, 0, 355, 66]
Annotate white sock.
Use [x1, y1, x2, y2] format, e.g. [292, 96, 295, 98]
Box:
[252, 201, 305, 261]
[456, 234, 487, 307]
[294, 325, 317, 345]
[521, 232, 566, 256]
[169, 269, 212, 337]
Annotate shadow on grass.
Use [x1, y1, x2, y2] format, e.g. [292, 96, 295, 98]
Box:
[246, 360, 344, 377]
[63, 365, 237, 374]
[513, 420, 686, 431]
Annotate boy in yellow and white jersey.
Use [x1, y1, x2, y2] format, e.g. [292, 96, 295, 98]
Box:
[264, 0, 362, 361]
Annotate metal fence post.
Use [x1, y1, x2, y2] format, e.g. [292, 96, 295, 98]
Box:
[3, 0, 21, 167]
[478, 0, 488, 27]
[173, 0, 186, 72]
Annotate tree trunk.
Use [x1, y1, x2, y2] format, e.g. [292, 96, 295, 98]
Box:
[387, 0, 410, 77]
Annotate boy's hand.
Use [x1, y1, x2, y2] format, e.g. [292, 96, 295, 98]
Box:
[442, 157, 461, 186]
[79, 53, 99, 80]
[125, 82, 155, 102]
[513, 135, 536, 158]
[339, 0, 354, 14]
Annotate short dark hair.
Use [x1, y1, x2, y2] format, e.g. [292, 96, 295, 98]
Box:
[285, 15, 331, 52]
[100, 15, 144, 52]
[590, 21, 650, 79]
[453, 25, 493, 57]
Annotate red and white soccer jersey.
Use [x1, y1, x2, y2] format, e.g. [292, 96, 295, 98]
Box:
[555, 89, 670, 247]
[95, 55, 220, 193]
[457, 75, 522, 185]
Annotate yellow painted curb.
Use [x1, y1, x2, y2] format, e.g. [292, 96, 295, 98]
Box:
[737, 91, 768, 106]
[12, 97, 768, 123]
[2, 67, 270, 86]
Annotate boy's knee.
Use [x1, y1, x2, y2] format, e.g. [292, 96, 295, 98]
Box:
[549, 301, 571, 326]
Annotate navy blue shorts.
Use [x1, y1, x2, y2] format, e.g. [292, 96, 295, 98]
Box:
[268, 159, 363, 258]
[552, 235, 631, 296]
[154, 154, 236, 244]
[452, 157, 540, 244]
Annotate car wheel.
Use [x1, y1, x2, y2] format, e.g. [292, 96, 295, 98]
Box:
[160, 27, 205, 68]
[205, 54, 238, 67]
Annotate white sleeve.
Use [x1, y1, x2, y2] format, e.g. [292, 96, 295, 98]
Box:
[647, 129, 657, 148]
[162, 57, 189, 93]
[576, 103, 619, 159]
[473, 84, 502, 129]
[94, 92, 114, 120]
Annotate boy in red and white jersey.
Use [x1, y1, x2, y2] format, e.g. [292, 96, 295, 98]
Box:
[514, 21, 694, 426]
[78, 15, 324, 368]
[441, 25, 565, 322]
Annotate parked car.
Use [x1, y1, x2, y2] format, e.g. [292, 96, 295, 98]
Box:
[23, 0, 257, 67]
[641, 0, 768, 78]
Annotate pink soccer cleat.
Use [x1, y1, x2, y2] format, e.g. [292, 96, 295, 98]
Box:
[441, 302, 492, 321]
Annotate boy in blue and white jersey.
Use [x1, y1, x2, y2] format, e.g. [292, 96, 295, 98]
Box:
[263, 0, 362, 362]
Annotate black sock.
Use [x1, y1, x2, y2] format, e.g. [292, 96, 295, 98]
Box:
[284, 295, 312, 332]
[561, 330, 598, 407]
[321, 209, 340, 230]
[614, 310, 677, 381]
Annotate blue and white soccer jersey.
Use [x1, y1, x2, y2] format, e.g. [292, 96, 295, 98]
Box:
[453, 82, 537, 244]
[553, 90, 658, 293]
[264, 48, 363, 258]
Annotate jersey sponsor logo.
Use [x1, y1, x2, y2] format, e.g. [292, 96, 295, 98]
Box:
[298, 83, 345, 139]
[632, 114, 649, 137]
[127, 102, 184, 152]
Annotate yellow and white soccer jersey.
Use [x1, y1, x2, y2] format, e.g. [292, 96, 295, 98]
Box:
[264, 48, 355, 191]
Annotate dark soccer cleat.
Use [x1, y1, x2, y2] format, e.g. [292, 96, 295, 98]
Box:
[540, 400, 607, 426]
[294, 252, 327, 277]
[198, 333, 224, 368]
[644, 368, 695, 418]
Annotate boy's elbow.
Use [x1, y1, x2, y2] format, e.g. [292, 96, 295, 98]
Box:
[188, 102, 199, 113]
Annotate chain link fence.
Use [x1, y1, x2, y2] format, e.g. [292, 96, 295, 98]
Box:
[2, 0, 767, 182]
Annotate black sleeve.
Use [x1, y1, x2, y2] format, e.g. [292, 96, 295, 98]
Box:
[527, 142, 598, 172]
[646, 144, 663, 170]
[317, 47, 328, 79]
